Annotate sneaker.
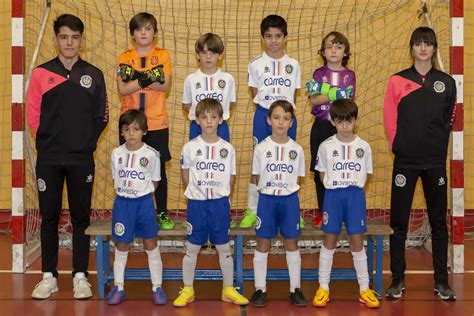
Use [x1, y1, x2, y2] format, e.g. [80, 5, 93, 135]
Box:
[385, 279, 405, 300]
[73, 272, 93, 299]
[152, 287, 167, 305]
[434, 282, 456, 301]
[250, 289, 267, 307]
[173, 287, 194, 307]
[359, 288, 380, 308]
[157, 211, 175, 230]
[239, 208, 257, 228]
[222, 286, 249, 305]
[312, 212, 323, 227]
[31, 272, 58, 299]
[300, 216, 306, 229]
[107, 286, 126, 305]
[312, 287, 329, 307]
[289, 288, 307, 307]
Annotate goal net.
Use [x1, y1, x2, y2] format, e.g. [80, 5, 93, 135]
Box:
[22, 0, 451, 258]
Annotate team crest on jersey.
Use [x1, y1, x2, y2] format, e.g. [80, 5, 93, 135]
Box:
[322, 76, 328, 83]
[151, 56, 159, 66]
[332, 150, 339, 157]
[438, 177, 445, 186]
[220, 148, 228, 158]
[289, 150, 297, 160]
[196, 149, 202, 156]
[343, 74, 350, 85]
[48, 77, 55, 85]
[285, 64, 294, 74]
[114, 223, 125, 236]
[37, 179, 46, 192]
[356, 148, 364, 158]
[322, 211, 329, 225]
[264, 66, 270, 73]
[186, 222, 193, 235]
[80, 75, 92, 88]
[196, 82, 202, 89]
[255, 216, 262, 230]
[266, 151, 272, 158]
[218, 80, 226, 89]
[433, 81, 445, 93]
[86, 174, 93, 183]
[394, 174, 406, 187]
[140, 157, 149, 167]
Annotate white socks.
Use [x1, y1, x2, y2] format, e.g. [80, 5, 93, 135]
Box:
[146, 246, 163, 291]
[216, 243, 234, 287]
[247, 183, 259, 214]
[352, 249, 369, 292]
[286, 250, 301, 292]
[318, 244, 335, 291]
[182, 242, 201, 287]
[253, 250, 268, 292]
[113, 250, 129, 291]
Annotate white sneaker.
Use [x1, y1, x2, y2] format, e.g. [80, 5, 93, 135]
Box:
[32, 272, 58, 299]
[73, 272, 93, 299]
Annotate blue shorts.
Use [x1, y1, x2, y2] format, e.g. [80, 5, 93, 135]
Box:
[256, 192, 301, 239]
[253, 104, 297, 145]
[186, 197, 231, 245]
[190, 120, 230, 142]
[322, 187, 367, 235]
[112, 194, 159, 244]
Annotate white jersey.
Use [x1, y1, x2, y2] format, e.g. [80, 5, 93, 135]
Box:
[182, 68, 236, 121]
[315, 135, 372, 189]
[252, 136, 305, 196]
[111, 144, 161, 198]
[248, 52, 301, 109]
[181, 136, 236, 200]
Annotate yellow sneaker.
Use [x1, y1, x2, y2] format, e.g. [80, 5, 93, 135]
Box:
[359, 288, 380, 308]
[222, 286, 249, 305]
[173, 287, 194, 307]
[312, 287, 329, 307]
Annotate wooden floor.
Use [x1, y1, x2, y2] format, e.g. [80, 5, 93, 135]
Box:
[1, 234, 473, 315]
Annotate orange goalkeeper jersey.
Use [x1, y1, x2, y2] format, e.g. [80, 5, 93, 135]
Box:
[117, 47, 172, 131]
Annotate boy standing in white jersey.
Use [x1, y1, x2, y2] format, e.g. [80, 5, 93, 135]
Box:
[312, 99, 379, 308]
[173, 98, 248, 307]
[182, 33, 236, 141]
[250, 100, 307, 308]
[241, 14, 301, 228]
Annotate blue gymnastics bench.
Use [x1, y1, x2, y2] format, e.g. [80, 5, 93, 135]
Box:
[85, 220, 393, 299]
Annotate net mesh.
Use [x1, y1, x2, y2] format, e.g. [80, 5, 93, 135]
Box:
[21, 0, 452, 253]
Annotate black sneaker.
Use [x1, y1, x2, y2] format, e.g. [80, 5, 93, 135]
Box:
[289, 288, 307, 307]
[386, 279, 405, 300]
[434, 282, 456, 301]
[250, 289, 267, 307]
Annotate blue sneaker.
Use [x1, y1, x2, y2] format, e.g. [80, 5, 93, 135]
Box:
[107, 286, 126, 305]
[152, 287, 167, 305]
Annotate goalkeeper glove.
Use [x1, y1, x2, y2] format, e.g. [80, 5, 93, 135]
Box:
[118, 64, 141, 82]
[138, 65, 165, 88]
[328, 86, 353, 101]
[306, 79, 331, 96]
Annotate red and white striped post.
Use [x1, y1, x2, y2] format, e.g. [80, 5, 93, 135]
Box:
[11, 0, 26, 273]
[450, 0, 464, 273]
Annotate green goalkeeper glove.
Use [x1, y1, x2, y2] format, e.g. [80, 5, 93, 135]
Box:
[328, 86, 353, 101]
[306, 79, 331, 96]
[118, 64, 141, 82]
[138, 65, 165, 88]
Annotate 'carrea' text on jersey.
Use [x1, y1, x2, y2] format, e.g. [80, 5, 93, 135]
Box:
[266, 163, 294, 173]
[196, 161, 226, 171]
[118, 169, 146, 180]
[195, 92, 224, 103]
[264, 77, 291, 87]
[332, 161, 362, 172]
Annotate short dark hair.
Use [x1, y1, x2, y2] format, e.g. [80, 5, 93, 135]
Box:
[119, 109, 148, 132]
[260, 15, 288, 37]
[318, 31, 351, 67]
[129, 12, 158, 36]
[410, 27, 438, 65]
[195, 33, 224, 55]
[268, 100, 295, 119]
[195, 98, 224, 118]
[53, 14, 84, 35]
[329, 99, 358, 121]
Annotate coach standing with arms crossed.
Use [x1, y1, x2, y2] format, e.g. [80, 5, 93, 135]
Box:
[26, 14, 108, 299]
